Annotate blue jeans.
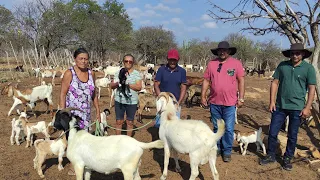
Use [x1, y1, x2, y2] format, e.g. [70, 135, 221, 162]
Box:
[155, 106, 181, 128]
[268, 108, 301, 159]
[210, 104, 236, 156]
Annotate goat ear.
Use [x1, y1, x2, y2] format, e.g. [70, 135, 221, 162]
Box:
[156, 98, 165, 113]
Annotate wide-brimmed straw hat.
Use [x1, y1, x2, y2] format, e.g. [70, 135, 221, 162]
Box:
[282, 43, 312, 59]
[211, 41, 237, 56]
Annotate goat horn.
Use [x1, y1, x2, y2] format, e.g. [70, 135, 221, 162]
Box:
[167, 92, 178, 104]
[157, 92, 169, 103]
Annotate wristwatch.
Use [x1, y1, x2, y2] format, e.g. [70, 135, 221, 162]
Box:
[238, 98, 244, 103]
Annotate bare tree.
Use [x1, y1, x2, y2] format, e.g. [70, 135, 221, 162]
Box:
[208, 0, 320, 108]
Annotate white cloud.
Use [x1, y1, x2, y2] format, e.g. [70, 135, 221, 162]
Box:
[127, 8, 161, 19]
[201, 14, 211, 21]
[123, 0, 136, 2]
[161, 21, 170, 25]
[145, 3, 182, 13]
[170, 17, 183, 24]
[187, 27, 200, 32]
[203, 22, 217, 29]
[162, 0, 179, 3]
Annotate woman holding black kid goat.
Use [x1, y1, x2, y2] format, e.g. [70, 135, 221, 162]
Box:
[110, 54, 142, 136]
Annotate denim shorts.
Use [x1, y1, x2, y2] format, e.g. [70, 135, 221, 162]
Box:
[115, 101, 137, 121]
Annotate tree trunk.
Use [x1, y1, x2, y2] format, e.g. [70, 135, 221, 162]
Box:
[311, 44, 320, 112]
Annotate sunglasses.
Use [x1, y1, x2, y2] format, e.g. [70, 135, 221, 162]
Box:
[217, 63, 222, 73]
[124, 60, 133, 64]
[290, 51, 302, 56]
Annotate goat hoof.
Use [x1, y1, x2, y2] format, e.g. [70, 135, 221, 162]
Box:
[137, 119, 143, 124]
[160, 175, 167, 180]
[40, 175, 45, 178]
[58, 166, 64, 171]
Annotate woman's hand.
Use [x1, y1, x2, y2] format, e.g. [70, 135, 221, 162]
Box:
[96, 112, 101, 122]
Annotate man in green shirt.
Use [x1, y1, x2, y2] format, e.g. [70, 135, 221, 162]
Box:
[259, 43, 316, 171]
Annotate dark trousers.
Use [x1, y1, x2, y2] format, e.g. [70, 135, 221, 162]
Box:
[268, 108, 301, 159]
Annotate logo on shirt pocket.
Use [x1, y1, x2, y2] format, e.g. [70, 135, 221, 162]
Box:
[227, 69, 235, 76]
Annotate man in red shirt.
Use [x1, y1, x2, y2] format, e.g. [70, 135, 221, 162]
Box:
[201, 41, 245, 162]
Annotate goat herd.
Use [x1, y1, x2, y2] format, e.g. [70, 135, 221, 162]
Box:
[1, 62, 274, 180]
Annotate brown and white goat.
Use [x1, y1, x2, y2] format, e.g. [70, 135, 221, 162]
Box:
[235, 127, 266, 156]
[186, 85, 210, 108]
[1, 83, 54, 116]
[17, 112, 53, 148]
[137, 93, 157, 123]
[33, 132, 67, 178]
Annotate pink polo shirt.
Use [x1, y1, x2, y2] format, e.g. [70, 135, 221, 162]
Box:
[203, 57, 244, 106]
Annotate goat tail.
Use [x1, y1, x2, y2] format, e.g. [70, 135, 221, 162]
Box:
[139, 140, 164, 149]
[215, 119, 225, 140]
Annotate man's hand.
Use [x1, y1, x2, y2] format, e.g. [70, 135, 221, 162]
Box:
[237, 101, 244, 108]
[201, 97, 208, 107]
[269, 102, 276, 113]
[300, 107, 311, 119]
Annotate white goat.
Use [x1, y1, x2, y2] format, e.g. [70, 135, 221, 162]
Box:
[146, 63, 155, 69]
[185, 64, 193, 72]
[95, 77, 111, 99]
[92, 66, 103, 72]
[99, 109, 111, 136]
[33, 132, 67, 178]
[32, 67, 41, 78]
[10, 117, 25, 145]
[17, 112, 53, 148]
[63, 113, 164, 180]
[103, 66, 121, 79]
[40, 69, 57, 86]
[7, 96, 35, 117]
[235, 127, 266, 156]
[156, 92, 225, 180]
[1, 83, 54, 116]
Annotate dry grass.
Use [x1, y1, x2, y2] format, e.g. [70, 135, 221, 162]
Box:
[245, 92, 262, 99]
[0, 71, 32, 82]
[251, 87, 268, 93]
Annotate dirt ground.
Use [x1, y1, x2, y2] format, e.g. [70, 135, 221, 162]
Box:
[1, 71, 320, 180]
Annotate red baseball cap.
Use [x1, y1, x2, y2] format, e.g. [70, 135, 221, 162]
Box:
[167, 49, 179, 61]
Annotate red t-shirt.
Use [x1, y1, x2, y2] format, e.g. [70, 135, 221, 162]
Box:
[203, 57, 244, 106]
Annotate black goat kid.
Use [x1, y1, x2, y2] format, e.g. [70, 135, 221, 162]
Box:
[118, 68, 132, 99]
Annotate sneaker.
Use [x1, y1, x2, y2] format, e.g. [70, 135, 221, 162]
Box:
[282, 157, 292, 171]
[222, 154, 231, 162]
[259, 154, 276, 165]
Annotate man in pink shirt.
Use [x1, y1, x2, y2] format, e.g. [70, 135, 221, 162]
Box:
[201, 41, 245, 162]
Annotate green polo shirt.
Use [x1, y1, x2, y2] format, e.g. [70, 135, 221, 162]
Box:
[273, 60, 316, 110]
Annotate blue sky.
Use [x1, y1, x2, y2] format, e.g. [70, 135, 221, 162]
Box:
[2, 0, 291, 48]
